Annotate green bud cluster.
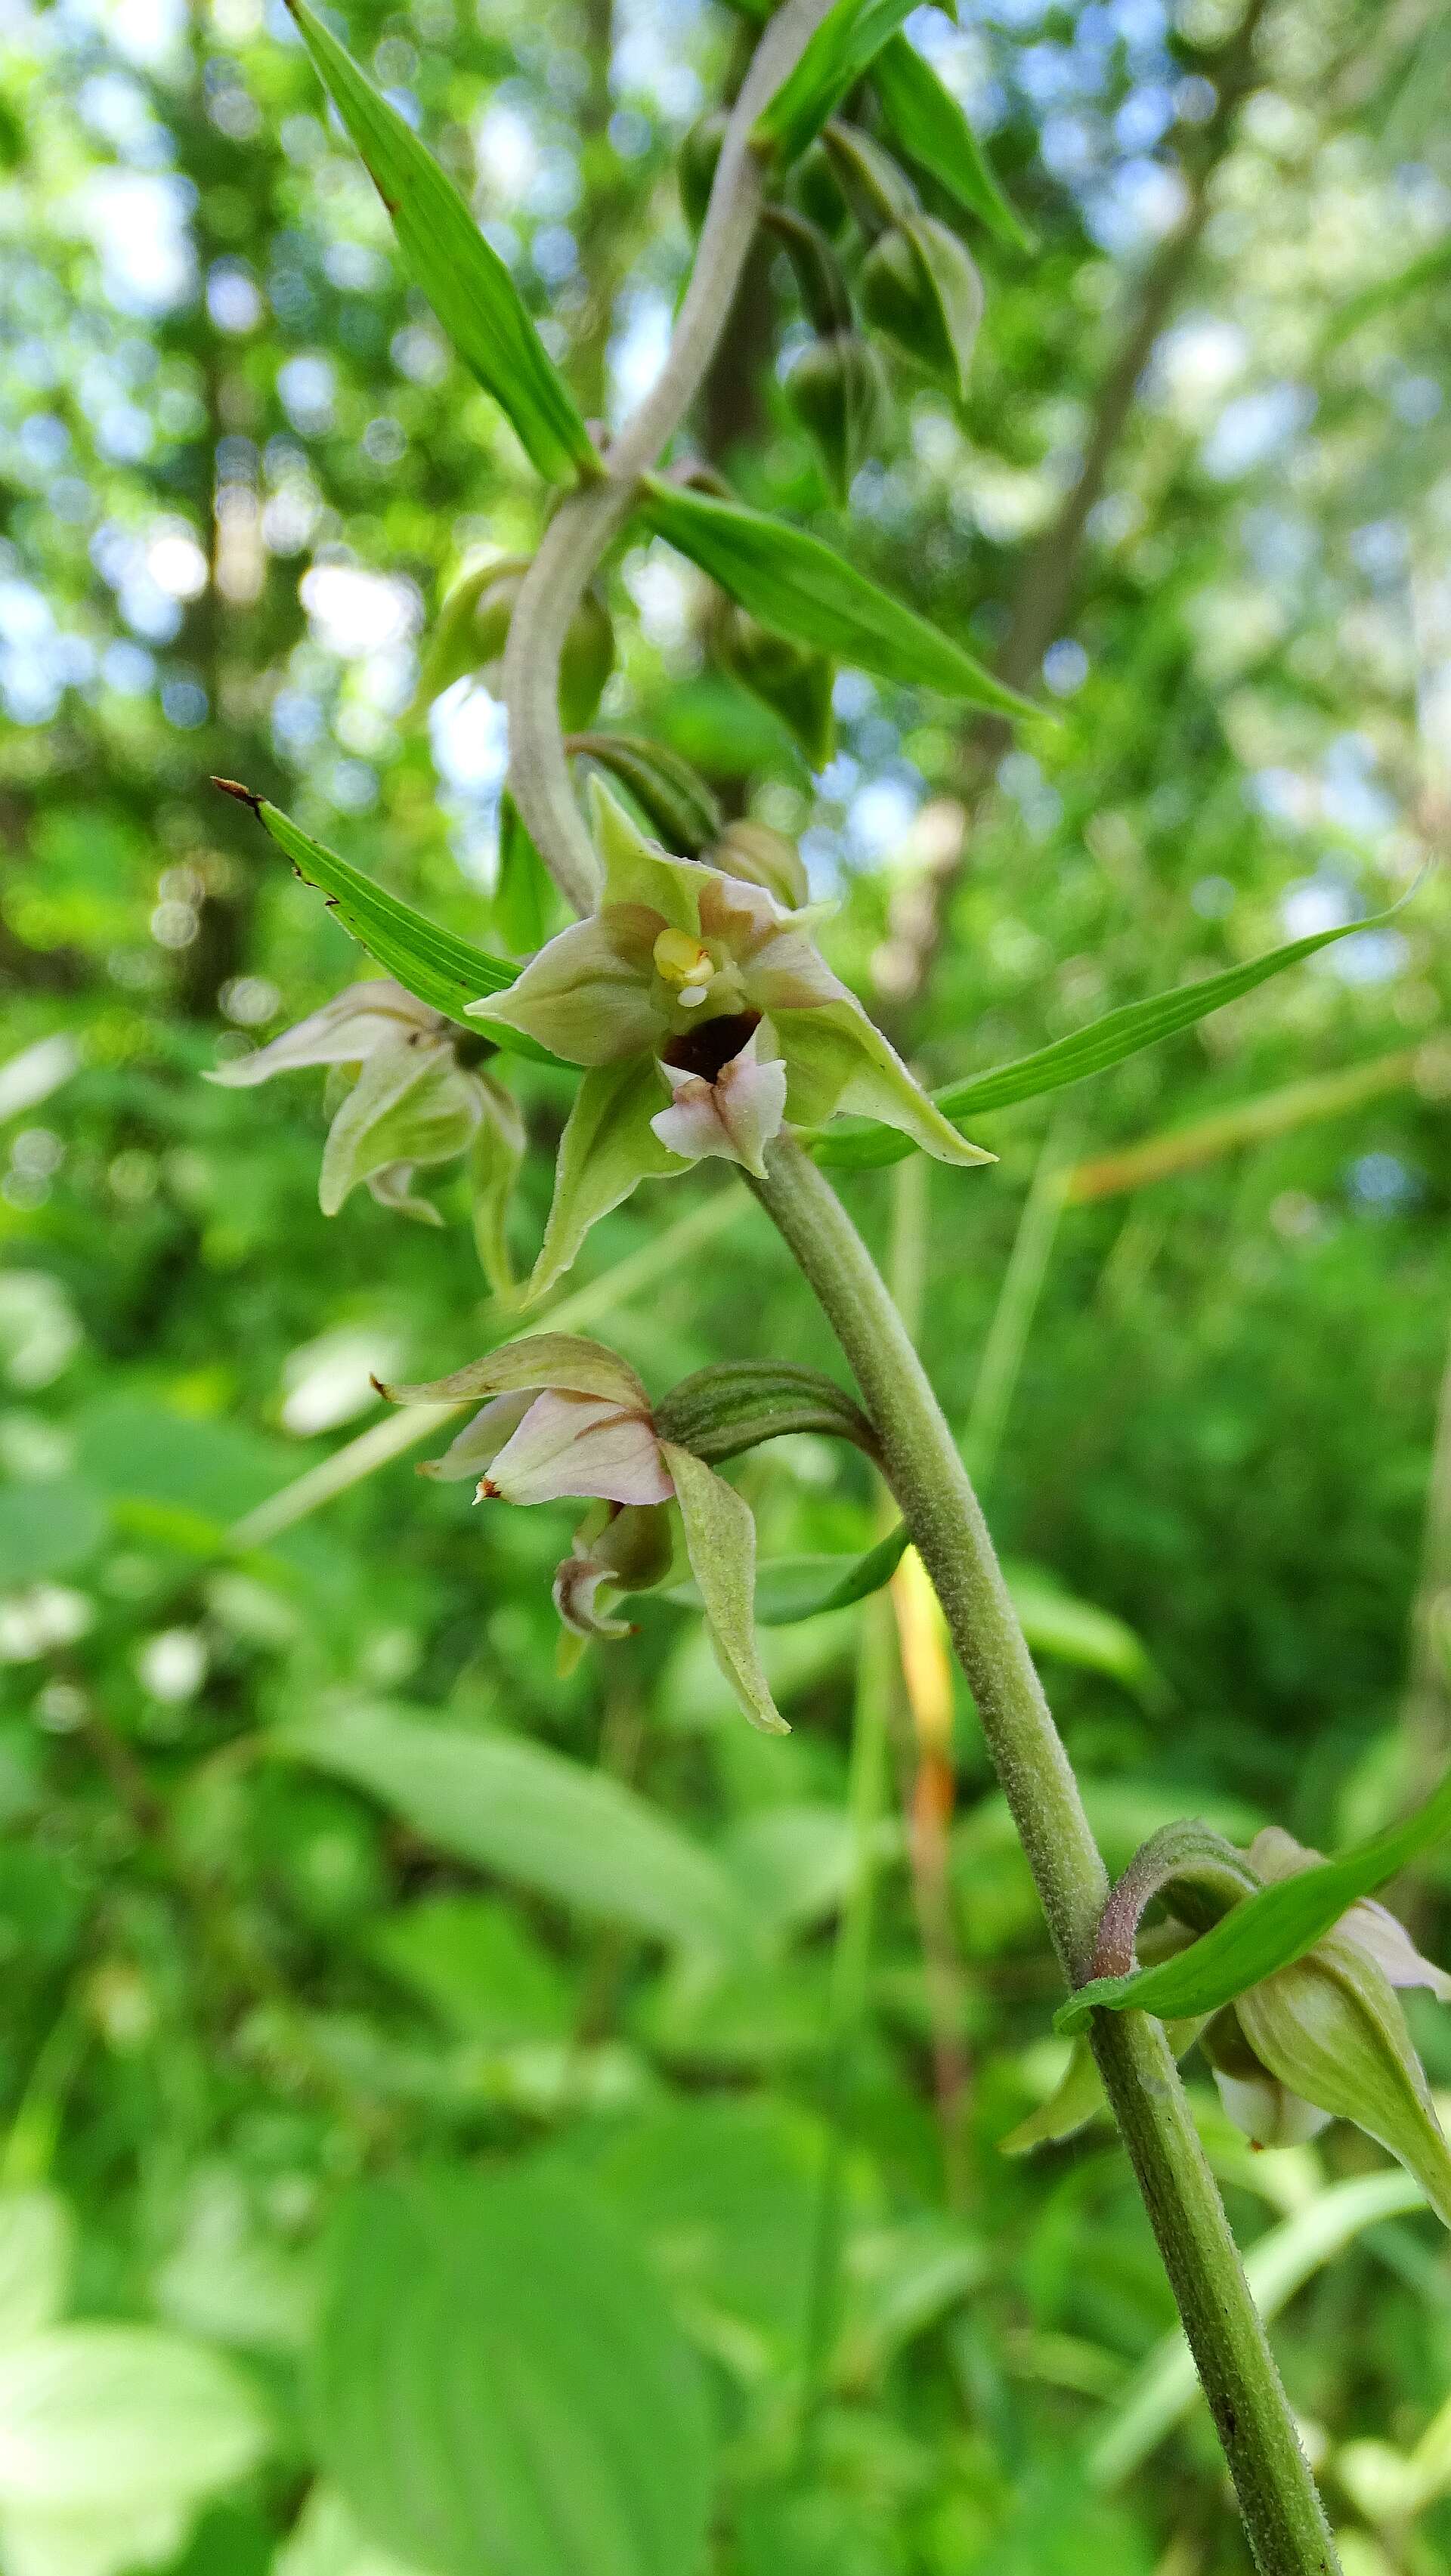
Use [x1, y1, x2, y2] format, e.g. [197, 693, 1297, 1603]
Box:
[417, 555, 615, 732]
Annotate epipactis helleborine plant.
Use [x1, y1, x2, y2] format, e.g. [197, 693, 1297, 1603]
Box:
[468, 780, 991, 1299]
[380, 1331, 788, 1733]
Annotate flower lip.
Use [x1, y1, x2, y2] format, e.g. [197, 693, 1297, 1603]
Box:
[661, 1009, 762, 1083]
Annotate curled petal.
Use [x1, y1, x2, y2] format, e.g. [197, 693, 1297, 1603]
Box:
[552, 1548, 637, 1640]
[366, 1163, 446, 1226]
[650, 1026, 788, 1178]
[698, 874, 840, 1010]
[466, 907, 666, 1066]
[481, 1389, 674, 1508]
[416, 1388, 536, 1482]
[206, 980, 442, 1085]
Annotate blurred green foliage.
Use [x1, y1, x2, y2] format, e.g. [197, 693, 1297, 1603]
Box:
[2, 0, 1451, 2567]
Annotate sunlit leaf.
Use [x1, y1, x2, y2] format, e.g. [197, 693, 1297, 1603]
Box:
[752, 0, 918, 168]
[283, 0, 598, 484]
[214, 787, 558, 1062]
[871, 36, 1034, 253]
[641, 480, 1034, 716]
[812, 903, 1415, 1168]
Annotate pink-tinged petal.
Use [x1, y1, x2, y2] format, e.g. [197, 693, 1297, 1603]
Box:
[1342, 1900, 1451, 2002]
[481, 1389, 674, 1507]
[1245, 1830, 1451, 2005]
[416, 1388, 536, 1482]
[206, 980, 442, 1084]
[588, 776, 706, 935]
[698, 874, 840, 1010]
[552, 1548, 636, 1640]
[466, 908, 665, 1065]
[382, 1332, 651, 1412]
[649, 1027, 788, 1179]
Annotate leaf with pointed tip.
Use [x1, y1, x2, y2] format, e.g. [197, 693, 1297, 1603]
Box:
[227, 793, 558, 1065]
[1057, 1758, 1451, 2036]
[871, 36, 1034, 254]
[284, 0, 597, 484]
[642, 480, 1032, 716]
[753, 0, 918, 168]
[812, 901, 1417, 1168]
[662, 1443, 787, 1735]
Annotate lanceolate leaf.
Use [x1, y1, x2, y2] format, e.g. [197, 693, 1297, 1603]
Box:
[752, 0, 918, 169]
[215, 786, 558, 1063]
[642, 479, 1032, 716]
[812, 904, 1413, 1169]
[1056, 1759, 1451, 2036]
[871, 36, 1035, 254]
[283, 0, 597, 485]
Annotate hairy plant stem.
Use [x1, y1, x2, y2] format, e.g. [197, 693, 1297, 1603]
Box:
[501, 0, 836, 911]
[750, 1134, 1338, 2576]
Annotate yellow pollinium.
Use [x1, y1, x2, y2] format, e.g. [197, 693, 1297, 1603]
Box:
[652, 927, 716, 994]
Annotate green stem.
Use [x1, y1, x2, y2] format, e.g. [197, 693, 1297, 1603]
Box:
[750, 1132, 1340, 2576]
[501, 0, 836, 908]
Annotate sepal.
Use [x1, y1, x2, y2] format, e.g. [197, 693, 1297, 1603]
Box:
[661, 1441, 787, 1734]
[318, 1041, 484, 1225]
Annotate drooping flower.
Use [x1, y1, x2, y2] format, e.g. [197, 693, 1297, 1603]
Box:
[381, 1333, 787, 1732]
[208, 979, 522, 1280]
[466, 781, 990, 1298]
[1199, 1827, 1451, 2218]
[1005, 1823, 1451, 2225]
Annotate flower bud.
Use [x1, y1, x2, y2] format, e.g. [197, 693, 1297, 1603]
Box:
[707, 818, 809, 911]
[783, 332, 884, 503]
[862, 218, 984, 404]
[792, 138, 850, 237]
[713, 605, 836, 771]
[677, 111, 727, 231]
[1230, 1931, 1451, 2222]
[567, 734, 722, 860]
[417, 558, 614, 730]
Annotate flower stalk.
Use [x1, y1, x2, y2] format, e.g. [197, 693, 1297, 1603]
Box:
[497, 2, 1344, 2560]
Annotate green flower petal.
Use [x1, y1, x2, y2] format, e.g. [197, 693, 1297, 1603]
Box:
[318, 1041, 481, 1219]
[587, 776, 708, 935]
[778, 998, 995, 1166]
[528, 1056, 686, 1302]
[661, 1440, 788, 1736]
[467, 909, 663, 1065]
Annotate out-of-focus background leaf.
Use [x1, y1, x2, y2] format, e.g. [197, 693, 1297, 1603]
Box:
[2, 0, 1451, 2567]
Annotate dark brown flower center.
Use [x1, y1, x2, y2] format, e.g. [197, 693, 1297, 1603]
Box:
[661, 1009, 760, 1083]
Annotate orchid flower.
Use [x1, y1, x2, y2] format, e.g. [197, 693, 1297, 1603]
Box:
[1199, 1827, 1451, 2214]
[208, 979, 522, 1278]
[466, 782, 991, 1299]
[381, 1333, 787, 1733]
